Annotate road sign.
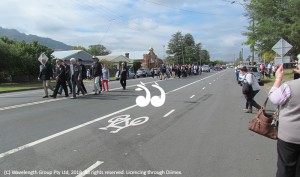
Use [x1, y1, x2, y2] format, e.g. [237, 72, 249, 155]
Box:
[272, 38, 293, 57]
[274, 56, 291, 65]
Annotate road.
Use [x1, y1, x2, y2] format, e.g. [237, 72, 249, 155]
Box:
[0, 69, 277, 177]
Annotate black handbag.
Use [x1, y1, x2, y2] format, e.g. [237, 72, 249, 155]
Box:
[242, 82, 252, 94]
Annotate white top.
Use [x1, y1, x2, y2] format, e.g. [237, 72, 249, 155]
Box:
[244, 73, 260, 91]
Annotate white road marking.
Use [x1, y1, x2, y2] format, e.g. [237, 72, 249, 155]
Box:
[163, 109, 175, 117]
[0, 90, 43, 97]
[209, 83, 212, 85]
[76, 161, 104, 177]
[0, 98, 67, 111]
[190, 95, 195, 99]
[0, 104, 137, 159]
[202, 87, 206, 90]
[0, 80, 164, 112]
[0, 71, 225, 159]
[213, 80, 216, 82]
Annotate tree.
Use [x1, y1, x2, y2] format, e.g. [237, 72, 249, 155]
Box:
[199, 50, 210, 65]
[243, 0, 300, 58]
[73, 46, 88, 52]
[166, 32, 208, 64]
[88, 44, 111, 56]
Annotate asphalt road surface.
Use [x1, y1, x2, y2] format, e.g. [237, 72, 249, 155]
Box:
[0, 69, 277, 177]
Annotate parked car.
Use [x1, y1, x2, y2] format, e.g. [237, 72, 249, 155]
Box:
[201, 65, 210, 72]
[136, 68, 152, 77]
[115, 70, 135, 80]
[238, 66, 261, 84]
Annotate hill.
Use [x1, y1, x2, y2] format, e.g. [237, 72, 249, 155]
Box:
[0, 27, 73, 50]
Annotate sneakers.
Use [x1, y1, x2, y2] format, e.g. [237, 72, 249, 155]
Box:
[42, 96, 48, 98]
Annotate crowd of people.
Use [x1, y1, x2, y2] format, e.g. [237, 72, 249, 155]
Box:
[38, 56, 113, 99]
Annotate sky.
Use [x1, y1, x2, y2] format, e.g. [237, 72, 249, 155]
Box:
[0, 0, 251, 61]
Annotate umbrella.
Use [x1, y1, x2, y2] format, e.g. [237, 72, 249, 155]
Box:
[38, 53, 49, 64]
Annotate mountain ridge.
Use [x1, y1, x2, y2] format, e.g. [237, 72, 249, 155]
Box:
[0, 27, 73, 50]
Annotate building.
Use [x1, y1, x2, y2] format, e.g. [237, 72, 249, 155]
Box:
[109, 47, 164, 68]
[96, 55, 131, 70]
[52, 50, 93, 65]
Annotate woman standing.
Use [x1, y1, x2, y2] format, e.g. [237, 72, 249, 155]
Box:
[240, 67, 261, 113]
[102, 64, 110, 92]
[269, 65, 300, 177]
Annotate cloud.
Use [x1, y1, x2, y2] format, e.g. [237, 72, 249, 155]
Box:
[0, 0, 251, 61]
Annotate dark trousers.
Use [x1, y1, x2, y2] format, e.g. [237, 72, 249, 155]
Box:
[72, 78, 84, 97]
[77, 80, 87, 94]
[277, 139, 300, 177]
[58, 79, 72, 94]
[120, 78, 126, 89]
[246, 90, 261, 109]
[53, 81, 68, 97]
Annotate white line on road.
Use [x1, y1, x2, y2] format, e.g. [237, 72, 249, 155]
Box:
[202, 87, 206, 90]
[0, 80, 163, 112]
[0, 98, 67, 111]
[0, 90, 43, 97]
[163, 109, 175, 117]
[0, 71, 224, 159]
[76, 161, 104, 177]
[209, 83, 212, 85]
[0, 105, 137, 159]
[190, 95, 195, 99]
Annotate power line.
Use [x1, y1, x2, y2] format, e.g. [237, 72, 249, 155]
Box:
[143, 0, 216, 15]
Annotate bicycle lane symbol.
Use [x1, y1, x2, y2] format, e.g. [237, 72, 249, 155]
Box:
[99, 115, 149, 133]
[99, 82, 165, 133]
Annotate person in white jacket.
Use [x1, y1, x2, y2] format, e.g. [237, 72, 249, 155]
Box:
[241, 67, 261, 113]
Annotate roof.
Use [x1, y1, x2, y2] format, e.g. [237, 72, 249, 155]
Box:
[109, 51, 150, 59]
[52, 50, 82, 59]
[96, 55, 131, 63]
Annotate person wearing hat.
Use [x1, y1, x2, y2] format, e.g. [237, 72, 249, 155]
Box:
[38, 58, 54, 98]
[51, 59, 69, 98]
[240, 66, 261, 113]
[91, 56, 103, 95]
[118, 62, 129, 90]
[292, 54, 300, 80]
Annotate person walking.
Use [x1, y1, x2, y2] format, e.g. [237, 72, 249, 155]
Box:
[101, 64, 110, 92]
[51, 59, 68, 98]
[77, 59, 87, 94]
[70, 58, 84, 98]
[268, 65, 300, 177]
[91, 56, 102, 95]
[38, 58, 54, 98]
[240, 67, 261, 113]
[58, 59, 72, 95]
[118, 62, 129, 90]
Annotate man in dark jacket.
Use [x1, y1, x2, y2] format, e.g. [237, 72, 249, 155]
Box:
[70, 58, 84, 98]
[118, 62, 129, 90]
[77, 59, 87, 94]
[51, 59, 69, 98]
[58, 59, 72, 95]
[91, 56, 102, 95]
[38, 58, 54, 98]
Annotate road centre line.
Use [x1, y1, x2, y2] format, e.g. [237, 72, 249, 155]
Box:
[163, 109, 175, 117]
[0, 71, 224, 159]
[190, 95, 195, 99]
[76, 161, 104, 177]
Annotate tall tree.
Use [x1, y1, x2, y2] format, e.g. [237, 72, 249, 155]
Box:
[243, 0, 300, 57]
[88, 44, 111, 56]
